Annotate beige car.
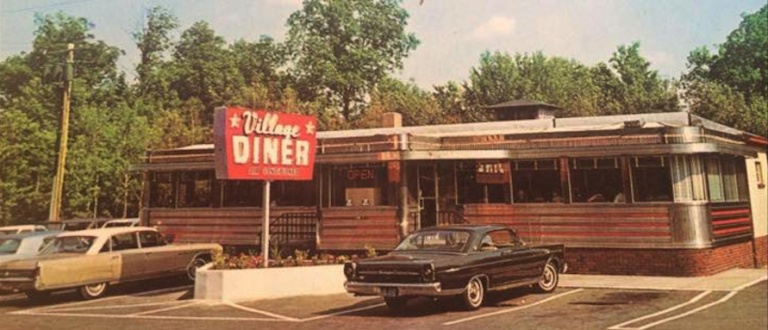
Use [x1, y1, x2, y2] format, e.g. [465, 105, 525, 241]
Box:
[0, 227, 221, 300]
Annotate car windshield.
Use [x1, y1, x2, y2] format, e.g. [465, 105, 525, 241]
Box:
[394, 230, 470, 252]
[0, 238, 21, 254]
[40, 236, 96, 255]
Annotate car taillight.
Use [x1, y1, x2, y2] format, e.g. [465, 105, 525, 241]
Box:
[343, 262, 356, 280]
[422, 263, 435, 282]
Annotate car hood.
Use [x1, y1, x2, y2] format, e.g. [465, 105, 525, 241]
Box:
[0, 253, 81, 271]
[357, 251, 464, 269]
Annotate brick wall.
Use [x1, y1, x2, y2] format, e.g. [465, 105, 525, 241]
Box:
[566, 240, 758, 276]
[754, 236, 768, 267]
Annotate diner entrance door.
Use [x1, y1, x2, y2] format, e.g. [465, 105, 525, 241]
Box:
[418, 163, 439, 229]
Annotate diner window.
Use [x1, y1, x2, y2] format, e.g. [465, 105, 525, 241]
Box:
[273, 181, 315, 207]
[670, 155, 707, 202]
[456, 162, 510, 204]
[705, 157, 725, 202]
[756, 161, 765, 188]
[570, 157, 624, 203]
[632, 156, 673, 202]
[331, 165, 390, 206]
[178, 171, 213, 208]
[223, 180, 263, 207]
[721, 157, 739, 201]
[511, 159, 562, 203]
[150, 172, 175, 208]
[705, 155, 749, 203]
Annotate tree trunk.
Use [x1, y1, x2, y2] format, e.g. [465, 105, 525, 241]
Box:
[342, 94, 352, 121]
[122, 174, 129, 218]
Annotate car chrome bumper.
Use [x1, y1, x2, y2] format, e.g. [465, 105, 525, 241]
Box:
[0, 278, 37, 292]
[344, 281, 461, 297]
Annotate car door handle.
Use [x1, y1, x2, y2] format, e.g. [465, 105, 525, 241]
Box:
[501, 250, 514, 256]
[111, 256, 119, 260]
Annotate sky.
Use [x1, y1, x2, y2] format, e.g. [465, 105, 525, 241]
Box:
[0, 0, 765, 90]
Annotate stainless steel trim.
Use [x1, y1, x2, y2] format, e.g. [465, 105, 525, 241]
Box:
[670, 203, 712, 248]
[344, 281, 462, 297]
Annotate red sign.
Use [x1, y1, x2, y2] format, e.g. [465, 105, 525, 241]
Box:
[214, 107, 317, 181]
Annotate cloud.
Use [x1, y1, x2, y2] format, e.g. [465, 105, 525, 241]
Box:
[472, 16, 515, 39]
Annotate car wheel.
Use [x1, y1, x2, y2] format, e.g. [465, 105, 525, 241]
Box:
[187, 255, 210, 281]
[460, 277, 485, 310]
[384, 297, 408, 311]
[534, 260, 559, 293]
[24, 290, 51, 301]
[79, 282, 108, 300]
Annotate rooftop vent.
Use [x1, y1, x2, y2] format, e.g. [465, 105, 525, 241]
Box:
[486, 100, 561, 121]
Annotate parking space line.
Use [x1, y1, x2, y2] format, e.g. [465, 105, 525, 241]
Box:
[443, 288, 584, 326]
[608, 276, 767, 330]
[11, 285, 192, 315]
[225, 302, 300, 321]
[21, 311, 285, 322]
[606, 291, 712, 330]
[299, 302, 386, 322]
[50, 300, 190, 312]
[128, 301, 202, 316]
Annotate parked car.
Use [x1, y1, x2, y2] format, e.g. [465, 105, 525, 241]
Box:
[343, 224, 567, 311]
[0, 225, 47, 235]
[0, 227, 221, 300]
[41, 218, 109, 231]
[102, 218, 140, 228]
[0, 231, 63, 265]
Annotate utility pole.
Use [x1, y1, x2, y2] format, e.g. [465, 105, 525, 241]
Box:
[48, 43, 74, 222]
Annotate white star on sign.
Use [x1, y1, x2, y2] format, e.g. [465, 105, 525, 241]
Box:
[305, 121, 316, 135]
[230, 114, 241, 128]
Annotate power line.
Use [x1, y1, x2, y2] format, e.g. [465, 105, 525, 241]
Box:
[1, 0, 100, 15]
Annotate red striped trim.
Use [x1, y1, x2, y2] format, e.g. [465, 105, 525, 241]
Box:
[504, 222, 668, 228]
[516, 231, 670, 238]
[713, 226, 752, 236]
[747, 136, 768, 146]
[712, 217, 752, 226]
[711, 209, 750, 216]
[468, 212, 669, 219]
[323, 235, 399, 240]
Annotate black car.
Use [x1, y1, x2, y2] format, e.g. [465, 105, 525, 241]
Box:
[344, 224, 567, 310]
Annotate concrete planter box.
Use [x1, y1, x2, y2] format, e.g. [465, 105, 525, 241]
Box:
[194, 263, 346, 301]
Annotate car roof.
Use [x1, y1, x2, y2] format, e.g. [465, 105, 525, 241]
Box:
[418, 224, 509, 233]
[0, 225, 44, 230]
[104, 218, 139, 223]
[0, 230, 63, 240]
[57, 226, 156, 238]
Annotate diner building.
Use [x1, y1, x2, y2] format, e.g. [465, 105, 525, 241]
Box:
[133, 101, 768, 276]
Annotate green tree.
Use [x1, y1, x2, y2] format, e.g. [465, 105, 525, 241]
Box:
[609, 42, 678, 114]
[683, 5, 767, 134]
[686, 5, 767, 99]
[353, 77, 445, 128]
[464, 51, 603, 118]
[286, 0, 419, 120]
[133, 6, 179, 102]
[171, 21, 243, 118]
[231, 36, 286, 98]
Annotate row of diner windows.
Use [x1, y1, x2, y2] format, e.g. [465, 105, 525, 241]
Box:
[458, 155, 748, 204]
[148, 154, 749, 208]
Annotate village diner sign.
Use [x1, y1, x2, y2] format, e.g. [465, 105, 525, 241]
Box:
[214, 107, 317, 181]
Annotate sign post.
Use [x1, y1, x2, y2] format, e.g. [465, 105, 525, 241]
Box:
[262, 180, 270, 268]
[213, 107, 317, 268]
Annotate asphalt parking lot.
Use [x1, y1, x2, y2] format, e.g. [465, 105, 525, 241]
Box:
[1, 274, 765, 330]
